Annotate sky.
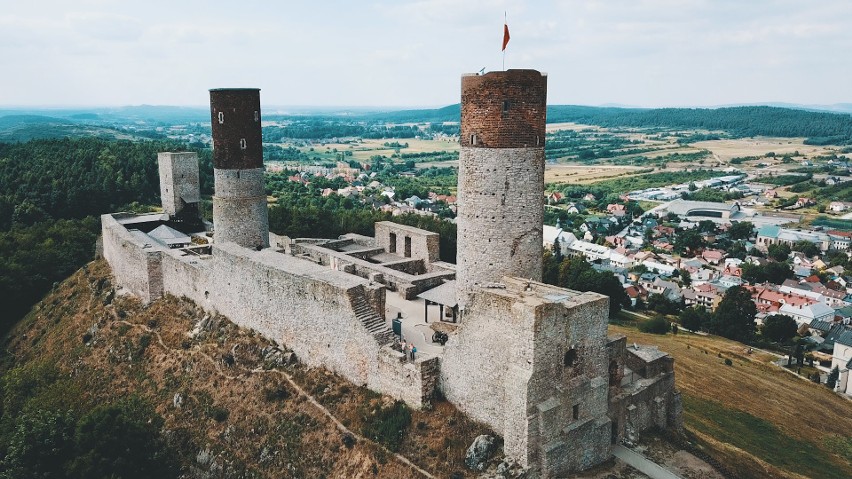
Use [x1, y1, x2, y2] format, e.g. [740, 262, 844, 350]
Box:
[2, 0, 851, 109]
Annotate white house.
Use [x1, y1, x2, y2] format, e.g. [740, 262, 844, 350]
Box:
[779, 302, 835, 326]
[543, 225, 578, 257]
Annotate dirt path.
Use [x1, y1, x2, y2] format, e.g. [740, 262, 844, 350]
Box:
[114, 317, 436, 479]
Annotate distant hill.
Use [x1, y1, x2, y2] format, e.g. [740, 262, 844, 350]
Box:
[0, 114, 110, 142]
[354, 104, 852, 144]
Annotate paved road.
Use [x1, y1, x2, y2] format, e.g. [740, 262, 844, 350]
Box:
[613, 445, 683, 479]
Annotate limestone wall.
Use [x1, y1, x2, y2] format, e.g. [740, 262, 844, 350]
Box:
[212, 167, 269, 249]
[440, 277, 612, 475]
[456, 147, 544, 302]
[292, 242, 454, 299]
[103, 216, 440, 407]
[375, 221, 440, 263]
[101, 214, 164, 303]
[158, 152, 200, 216]
[372, 346, 440, 408]
[200, 243, 381, 384]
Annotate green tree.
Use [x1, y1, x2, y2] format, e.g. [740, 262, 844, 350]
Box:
[791, 240, 819, 258]
[728, 221, 754, 240]
[1, 409, 77, 478]
[767, 243, 791, 262]
[639, 316, 670, 334]
[555, 256, 629, 316]
[679, 306, 710, 331]
[764, 261, 794, 284]
[66, 399, 180, 479]
[709, 286, 757, 342]
[674, 229, 704, 254]
[761, 314, 798, 343]
[646, 293, 681, 315]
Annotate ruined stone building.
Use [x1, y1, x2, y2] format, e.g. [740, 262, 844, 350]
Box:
[102, 72, 681, 478]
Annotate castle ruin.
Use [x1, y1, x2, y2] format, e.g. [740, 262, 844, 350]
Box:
[101, 74, 681, 478]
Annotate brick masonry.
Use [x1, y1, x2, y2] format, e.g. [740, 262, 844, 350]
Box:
[460, 70, 547, 149]
[209, 88, 263, 170]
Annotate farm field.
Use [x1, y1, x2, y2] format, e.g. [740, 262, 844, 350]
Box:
[693, 137, 838, 162]
[295, 138, 459, 162]
[609, 323, 852, 479]
[544, 164, 648, 184]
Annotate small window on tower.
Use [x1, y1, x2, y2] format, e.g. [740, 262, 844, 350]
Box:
[470, 134, 477, 146]
[502, 100, 510, 112]
[572, 404, 579, 420]
[218, 112, 224, 124]
[239, 138, 247, 150]
[564, 348, 578, 367]
[254, 110, 259, 122]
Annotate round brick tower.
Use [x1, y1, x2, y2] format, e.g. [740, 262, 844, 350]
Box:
[209, 88, 269, 249]
[456, 69, 547, 303]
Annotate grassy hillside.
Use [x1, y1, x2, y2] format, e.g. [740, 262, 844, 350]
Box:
[0, 260, 496, 478]
[609, 323, 852, 479]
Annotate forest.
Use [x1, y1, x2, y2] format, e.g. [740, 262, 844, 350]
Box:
[0, 138, 213, 335]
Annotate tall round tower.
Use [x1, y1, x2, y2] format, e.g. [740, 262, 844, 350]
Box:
[209, 88, 269, 249]
[456, 69, 547, 302]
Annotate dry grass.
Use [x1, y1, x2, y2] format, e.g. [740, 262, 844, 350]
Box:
[545, 164, 646, 184]
[609, 324, 852, 479]
[692, 137, 838, 162]
[4, 260, 493, 478]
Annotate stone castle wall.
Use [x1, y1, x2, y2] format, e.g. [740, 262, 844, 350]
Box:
[158, 152, 200, 216]
[102, 215, 164, 303]
[101, 214, 437, 399]
[212, 168, 269, 249]
[373, 346, 440, 408]
[374, 221, 440, 263]
[456, 147, 544, 296]
[440, 278, 612, 475]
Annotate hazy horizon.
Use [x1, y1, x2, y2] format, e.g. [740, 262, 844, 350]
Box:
[3, 1, 852, 108]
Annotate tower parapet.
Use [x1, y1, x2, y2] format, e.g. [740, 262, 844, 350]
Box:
[456, 70, 547, 303]
[209, 88, 269, 249]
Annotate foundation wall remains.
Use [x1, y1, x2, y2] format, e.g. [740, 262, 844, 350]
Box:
[292, 241, 454, 299]
[375, 221, 440, 263]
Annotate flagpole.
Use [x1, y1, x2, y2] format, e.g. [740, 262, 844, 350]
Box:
[503, 11, 506, 71]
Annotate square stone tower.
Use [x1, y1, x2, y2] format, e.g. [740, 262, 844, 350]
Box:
[158, 152, 200, 217]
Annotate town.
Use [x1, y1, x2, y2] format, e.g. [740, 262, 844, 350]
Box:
[264, 151, 852, 398]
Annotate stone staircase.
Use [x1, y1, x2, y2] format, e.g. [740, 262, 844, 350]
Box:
[348, 289, 394, 345]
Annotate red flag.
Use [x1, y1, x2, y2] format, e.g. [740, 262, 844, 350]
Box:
[502, 22, 510, 51]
